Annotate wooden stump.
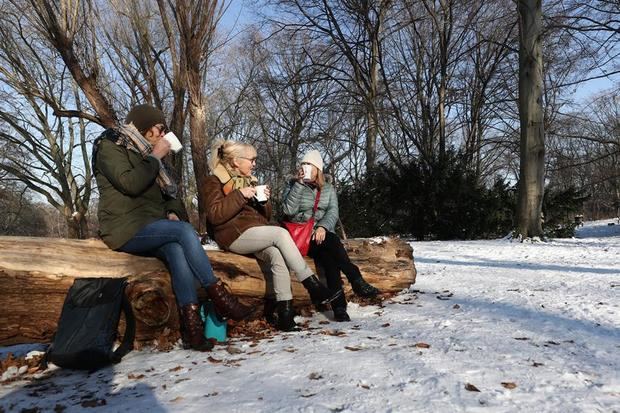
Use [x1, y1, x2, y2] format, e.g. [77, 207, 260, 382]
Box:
[0, 236, 416, 348]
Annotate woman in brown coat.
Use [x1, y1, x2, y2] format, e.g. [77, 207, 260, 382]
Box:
[204, 140, 340, 331]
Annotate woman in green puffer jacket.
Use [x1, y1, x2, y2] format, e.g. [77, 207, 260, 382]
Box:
[282, 150, 380, 322]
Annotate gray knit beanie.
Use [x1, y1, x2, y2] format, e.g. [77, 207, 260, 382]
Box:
[125, 104, 166, 132]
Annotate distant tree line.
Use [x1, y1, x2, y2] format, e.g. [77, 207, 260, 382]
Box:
[0, 0, 617, 240]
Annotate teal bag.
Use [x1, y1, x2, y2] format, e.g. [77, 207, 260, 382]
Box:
[200, 300, 227, 342]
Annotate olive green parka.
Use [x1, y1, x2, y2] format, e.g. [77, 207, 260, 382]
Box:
[94, 134, 186, 250]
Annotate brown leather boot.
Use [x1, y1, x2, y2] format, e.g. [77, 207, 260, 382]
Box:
[179, 303, 214, 352]
[206, 281, 254, 321]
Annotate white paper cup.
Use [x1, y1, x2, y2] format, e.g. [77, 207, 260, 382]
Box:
[302, 164, 313, 181]
[164, 132, 182, 153]
[254, 185, 268, 202]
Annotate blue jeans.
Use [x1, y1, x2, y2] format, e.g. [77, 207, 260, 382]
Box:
[119, 219, 218, 307]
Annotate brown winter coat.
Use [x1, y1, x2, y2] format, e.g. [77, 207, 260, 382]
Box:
[203, 175, 273, 249]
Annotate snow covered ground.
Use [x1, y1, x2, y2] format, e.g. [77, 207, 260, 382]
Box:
[1, 219, 619, 412]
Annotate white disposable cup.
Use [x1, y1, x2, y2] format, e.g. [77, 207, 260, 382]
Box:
[164, 132, 182, 153]
[254, 185, 268, 202]
[302, 164, 314, 181]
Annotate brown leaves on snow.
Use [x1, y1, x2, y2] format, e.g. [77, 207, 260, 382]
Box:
[465, 383, 480, 392]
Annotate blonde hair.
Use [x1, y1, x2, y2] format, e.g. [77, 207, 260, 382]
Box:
[210, 139, 256, 171]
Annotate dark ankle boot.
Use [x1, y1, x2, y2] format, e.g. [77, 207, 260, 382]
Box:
[264, 297, 277, 326]
[179, 304, 214, 352]
[206, 281, 254, 321]
[276, 300, 297, 331]
[350, 277, 380, 298]
[331, 291, 350, 322]
[301, 275, 343, 305]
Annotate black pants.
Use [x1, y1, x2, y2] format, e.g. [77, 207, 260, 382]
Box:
[308, 231, 362, 292]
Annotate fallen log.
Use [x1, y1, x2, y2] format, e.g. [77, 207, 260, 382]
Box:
[0, 236, 416, 348]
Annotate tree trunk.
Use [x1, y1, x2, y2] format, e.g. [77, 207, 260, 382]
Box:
[189, 100, 210, 233]
[65, 213, 89, 240]
[0, 236, 415, 348]
[517, 0, 545, 238]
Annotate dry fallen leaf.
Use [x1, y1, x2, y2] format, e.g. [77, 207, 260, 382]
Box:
[308, 372, 323, 380]
[319, 321, 330, 325]
[207, 357, 223, 364]
[452, 304, 461, 309]
[169, 366, 183, 372]
[381, 323, 390, 327]
[501, 382, 517, 389]
[345, 346, 362, 351]
[169, 396, 184, 403]
[128, 373, 145, 380]
[415, 342, 431, 349]
[514, 337, 529, 341]
[532, 362, 544, 367]
[465, 383, 480, 392]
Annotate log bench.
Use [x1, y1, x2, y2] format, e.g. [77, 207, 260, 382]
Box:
[0, 236, 416, 348]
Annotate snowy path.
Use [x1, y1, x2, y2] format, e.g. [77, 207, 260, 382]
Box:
[1, 220, 619, 412]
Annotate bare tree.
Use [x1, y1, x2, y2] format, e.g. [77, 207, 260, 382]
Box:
[516, 0, 545, 238]
[98, 0, 191, 205]
[0, 173, 49, 236]
[162, 0, 227, 232]
[11, 0, 118, 127]
[270, 0, 391, 171]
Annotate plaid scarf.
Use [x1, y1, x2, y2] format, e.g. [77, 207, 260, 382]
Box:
[213, 164, 257, 195]
[116, 124, 178, 198]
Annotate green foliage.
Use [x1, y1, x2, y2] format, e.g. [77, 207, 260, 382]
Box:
[542, 186, 589, 238]
[339, 152, 515, 240]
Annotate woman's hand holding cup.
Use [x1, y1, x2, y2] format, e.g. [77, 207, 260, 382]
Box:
[151, 137, 171, 159]
[239, 186, 256, 199]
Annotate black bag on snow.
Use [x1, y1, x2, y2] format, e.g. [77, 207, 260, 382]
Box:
[46, 277, 136, 370]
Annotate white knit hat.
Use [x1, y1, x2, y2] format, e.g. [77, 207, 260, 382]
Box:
[301, 149, 324, 172]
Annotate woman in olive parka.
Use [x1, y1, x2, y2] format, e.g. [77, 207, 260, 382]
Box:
[93, 104, 252, 351]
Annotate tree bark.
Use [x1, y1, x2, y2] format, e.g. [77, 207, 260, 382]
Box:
[189, 100, 210, 233]
[517, 0, 545, 238]
[0, 236, 416, 348]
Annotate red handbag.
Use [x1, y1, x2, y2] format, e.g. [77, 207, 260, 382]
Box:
[282, 190, 321, 256]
